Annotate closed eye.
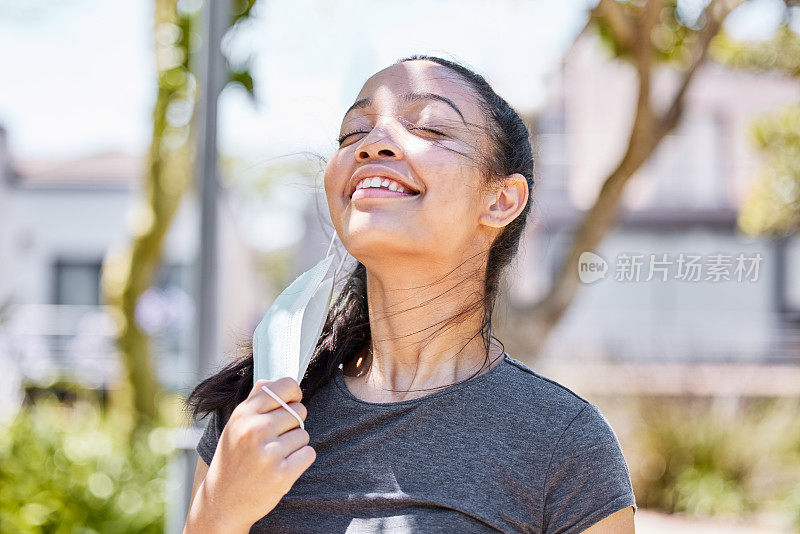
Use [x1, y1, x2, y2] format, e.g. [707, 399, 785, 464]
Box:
[409, 125, 447, 138]
[337, 124, 447, 146]
[337, 130, 369, 146]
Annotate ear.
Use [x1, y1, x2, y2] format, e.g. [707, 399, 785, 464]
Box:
[478, 173, 529, 230]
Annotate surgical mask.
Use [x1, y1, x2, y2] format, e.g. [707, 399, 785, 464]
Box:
[252, 231, 347, 427]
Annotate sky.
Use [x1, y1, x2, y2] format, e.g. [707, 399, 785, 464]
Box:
[0, 0, 587, 161]
[0, 0, 792, 162]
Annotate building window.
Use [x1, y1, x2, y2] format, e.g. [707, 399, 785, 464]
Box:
[782, 236, 800, 320]
[52, 259, 102, 306]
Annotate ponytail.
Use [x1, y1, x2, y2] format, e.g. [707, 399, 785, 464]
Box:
[185, 261, 370, 422]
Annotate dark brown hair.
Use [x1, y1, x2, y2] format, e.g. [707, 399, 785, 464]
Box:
[185, 55, 535, 425]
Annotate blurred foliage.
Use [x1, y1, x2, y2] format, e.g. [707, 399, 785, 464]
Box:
[23, 379, 107, 407]
[738, 105, 800, 237]
[225, 0, 259, 99]
[712, 23, 800, 77]
[0, 399, 177, 533]
[594, 0, 713, 67]
[218, 152, 329, 297]
[605, 396, 800, 528]
[220, 153, 325, 194]
[711, 22, 800, 237]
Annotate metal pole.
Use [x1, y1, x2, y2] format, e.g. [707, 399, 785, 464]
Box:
[168, 2, 229, 533]
[195, 0, 229, 384]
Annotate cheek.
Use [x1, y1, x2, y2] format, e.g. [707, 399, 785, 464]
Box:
[419, 154, 483, 202]
[422, 177, 485, 238]
[323, 152, 349, 193]
[407, 146, 484, 214]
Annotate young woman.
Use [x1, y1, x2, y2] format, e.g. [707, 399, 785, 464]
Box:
[183, 55, 636, 534]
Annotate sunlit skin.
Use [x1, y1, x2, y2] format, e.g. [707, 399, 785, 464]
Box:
[582, 506, 635, 533]
[323, 59, 528, 402]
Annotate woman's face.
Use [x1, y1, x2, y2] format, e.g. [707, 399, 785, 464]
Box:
[324, 59, 500, 269]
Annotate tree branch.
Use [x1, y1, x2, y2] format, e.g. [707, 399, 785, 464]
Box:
[593, 0, 637, 53]
[658, 0, 746, 135]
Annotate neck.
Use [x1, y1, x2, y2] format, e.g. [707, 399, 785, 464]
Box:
[342, 250, 504, 403]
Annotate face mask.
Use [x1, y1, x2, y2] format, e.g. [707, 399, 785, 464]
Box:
[252, 231, 347, 390]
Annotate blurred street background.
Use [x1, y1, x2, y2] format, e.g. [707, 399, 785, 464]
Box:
[0, 0, 798, 532]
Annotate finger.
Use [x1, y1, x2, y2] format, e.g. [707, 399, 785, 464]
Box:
[253, 384, 303, 417]
[273, 427, 311, 455]
[245, 378, 274, 402]
[247, 377, 300, 400]
[281, 445, 317, 477]
[276, 400, 307, 422]
[259, 385, 305, 429]
[264, 401, 308, 435]
[245, 377, 303, 413]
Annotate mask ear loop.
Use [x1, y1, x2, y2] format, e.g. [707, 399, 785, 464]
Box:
[260, 385, 305, 430]
[324, 231, 336, 259]
[326, 230, 348, 279]
[333, 248, 347, 278]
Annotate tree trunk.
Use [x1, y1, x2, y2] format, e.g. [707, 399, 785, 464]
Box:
[101, 0, 195, 435]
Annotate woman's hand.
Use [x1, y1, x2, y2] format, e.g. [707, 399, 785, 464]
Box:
[189, 377, 316, 532]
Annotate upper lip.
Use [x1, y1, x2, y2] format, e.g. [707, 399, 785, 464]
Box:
[348, 165, 421, 197]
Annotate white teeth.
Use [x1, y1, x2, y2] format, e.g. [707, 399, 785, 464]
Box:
[354, 176, 414, 194]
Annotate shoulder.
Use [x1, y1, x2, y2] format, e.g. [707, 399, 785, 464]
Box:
[499, 356, 625, 459]
[502, 355, 590, 402]
[498, 356, 631, 476]
[542, 401, 637, 532]
[499, 354, 592, 420]
[484, 356, 636, 530]
[481, 354, 611, 462]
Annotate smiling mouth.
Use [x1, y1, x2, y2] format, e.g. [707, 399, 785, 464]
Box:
[350, 188, 420, 200]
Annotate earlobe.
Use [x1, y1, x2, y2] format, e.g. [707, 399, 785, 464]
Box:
[479, 173, 528, 229]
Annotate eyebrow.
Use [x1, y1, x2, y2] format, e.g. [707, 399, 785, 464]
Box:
[343, 91, 466, 123]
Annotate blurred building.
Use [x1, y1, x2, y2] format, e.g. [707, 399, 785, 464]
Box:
[0, 134, 263, 412]
[516, 31, 800, 376]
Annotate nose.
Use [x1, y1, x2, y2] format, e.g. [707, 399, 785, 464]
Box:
[354, 124, 403, 162]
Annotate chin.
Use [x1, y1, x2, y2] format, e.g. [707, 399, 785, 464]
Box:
[343, 226, 416, 257]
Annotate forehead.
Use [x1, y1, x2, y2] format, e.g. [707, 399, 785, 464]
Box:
[351, 60, 484, 123]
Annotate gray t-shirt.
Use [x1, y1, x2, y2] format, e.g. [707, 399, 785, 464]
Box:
[196, 353, 636, 533]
